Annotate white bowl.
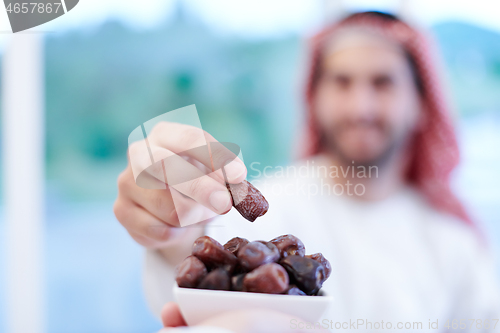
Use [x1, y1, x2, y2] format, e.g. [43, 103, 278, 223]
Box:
[173, 284, 333, 326]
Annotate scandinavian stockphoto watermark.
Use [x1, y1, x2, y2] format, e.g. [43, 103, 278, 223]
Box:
[127, 104, 378, 226]
[3, 0, 79, 33]
[290, 318, 426, 330]
[290, 318, 499, 330]
[250, 160, 379, 198]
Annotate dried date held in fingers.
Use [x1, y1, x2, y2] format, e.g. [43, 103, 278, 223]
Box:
[223, 237, 249, 255]
[243, 263, 289, 294]
[175, 256, 207, 288]
[280, 255, 325, 295]
[226, 180, 269, 222]
[192, 236, 238, 272]
[237, 241, 280, 271]
[270, 234, 305, 258]
[197, 268, 231, 290]
[306, 253, 332, 279]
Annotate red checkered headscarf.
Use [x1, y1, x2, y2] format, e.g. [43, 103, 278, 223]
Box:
[301, 11, 473, 226]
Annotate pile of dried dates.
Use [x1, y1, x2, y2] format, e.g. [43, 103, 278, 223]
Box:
[175, 234, 331, 295]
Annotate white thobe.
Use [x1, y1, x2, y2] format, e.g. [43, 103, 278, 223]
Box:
[144, 160, 500, 332]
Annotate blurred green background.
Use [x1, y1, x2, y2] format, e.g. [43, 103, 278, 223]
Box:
[19, 18, 500, 203]
[43, 10, 303, 202]
[2, 7, 500, 203]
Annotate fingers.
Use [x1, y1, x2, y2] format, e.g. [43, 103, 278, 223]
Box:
[128, 142, 234, 216]
[209, 142, 247, 184]
[118, 165, 225, 229]
[161, 302, 187, 327]
[148, 122, 247, 184]
[138, 166, 232, 218]
[168, 186, 222, 225]
[122, 183, 178, 226]
[120, 122, 245, 236]
[117, 167, 177, 226]
[171, 173, 232, 215]
[113, 195, 187, 246]
[128, 141, 172, 188]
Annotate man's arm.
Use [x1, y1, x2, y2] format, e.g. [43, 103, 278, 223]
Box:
[450, 238, 500, 330]
[143, 226, 205, 318]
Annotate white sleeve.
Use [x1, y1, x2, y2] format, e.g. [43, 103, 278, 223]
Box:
[141, 211, 244, 319]
[143, 249, 178, 319]
[450, 238, 500, 328]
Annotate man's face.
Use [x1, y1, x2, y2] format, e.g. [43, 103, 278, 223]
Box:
[313, 34, 422, 166]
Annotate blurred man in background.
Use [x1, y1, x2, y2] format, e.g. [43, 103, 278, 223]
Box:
[114, 11, 499, 332]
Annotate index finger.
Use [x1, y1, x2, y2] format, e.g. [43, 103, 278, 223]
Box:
[148, 122, 247, 184]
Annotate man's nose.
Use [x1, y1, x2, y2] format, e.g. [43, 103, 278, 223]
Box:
[346, 83, 376, 118]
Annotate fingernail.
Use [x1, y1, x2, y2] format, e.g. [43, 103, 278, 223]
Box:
[209, 190, 232, 213]
[224, 160, 246, 182]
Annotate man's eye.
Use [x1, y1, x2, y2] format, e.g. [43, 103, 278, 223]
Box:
[329, 75, 350, 89]
[373, 76, 393, 89]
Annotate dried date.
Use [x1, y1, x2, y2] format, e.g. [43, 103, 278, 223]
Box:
[286, 285, 306, 296]
[306, 253, 331, 279]
[175, 256, 207, 288]
[197, 268, 231, 290]
[243, 263, 289, 294]
[223, 237, 249, 255]
[177, 233, 331, 296]
[192, 236, 238, 272]
[280, 255, 325, 295]
[231, 273, 246, 291]
[270, 234, 305, 258]
[237, 241, 280, 271]
[226, 180, 269, 222]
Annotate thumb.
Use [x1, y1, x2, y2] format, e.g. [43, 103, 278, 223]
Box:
[161, 302, 187, 328]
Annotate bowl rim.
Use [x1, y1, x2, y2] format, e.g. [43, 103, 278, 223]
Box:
[173, 284, 333, 301]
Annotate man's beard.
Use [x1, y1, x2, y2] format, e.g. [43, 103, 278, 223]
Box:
[317, 120, 409, 169]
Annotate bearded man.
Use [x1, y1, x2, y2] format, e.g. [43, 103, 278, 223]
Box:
[114, 11, 500, 332]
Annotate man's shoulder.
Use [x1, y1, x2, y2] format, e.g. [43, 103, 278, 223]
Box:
[406, 187, 486, 260]
[404, 187, 478, 240]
